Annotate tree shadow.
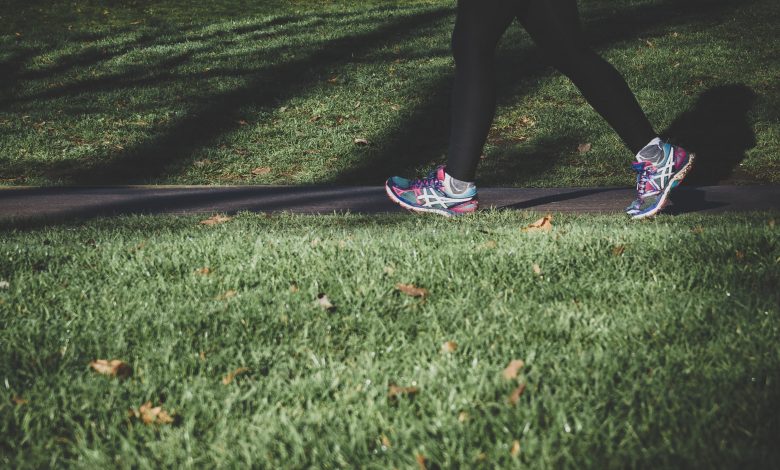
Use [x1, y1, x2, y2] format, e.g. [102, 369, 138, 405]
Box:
[663, 84, 757, 186]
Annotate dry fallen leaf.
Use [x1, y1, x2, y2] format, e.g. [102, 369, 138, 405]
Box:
[200, 214, 232, 226]
[577, 142, 592, 153]
[481, 240, 497, 249]
[383, 265, 395, 276]
[236, 119, 248, 126]
[388, 383, 419, 401]
[327, 76, 339, 84]
[612, 245, 626, 257]
[251, 166, 271, 176]
[381, 434, 391, 448]
[458, 411, 469, 423]
[396, 283, 428, 298]
[12, 396, 28, 406]
[522, 215, 553, 232]
[217, 290, 237, 300]
[508, 383, 527, 405]
[195, 267, 211, 275]
[315, 293, 336, 311]
[416, 453, 427, 470]
[503, 359, 525, 380]
[691, 226, 704, 234]
[289, 283, 299, 293]
[353, 137, 370, 146]
[532, 263, 542, 276]
[131, 401, 174, 425]
[441, 341, 458, 354]
[510, 439, 521, 457]
[735, 250, 745, 261]
[222, 367, 249, 385]
[89, 359, 132, 379]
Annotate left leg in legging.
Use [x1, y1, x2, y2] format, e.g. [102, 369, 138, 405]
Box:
[517, 0, 656, 154]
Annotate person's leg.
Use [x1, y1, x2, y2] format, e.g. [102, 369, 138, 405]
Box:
[517, 0, 694, 219]
[445, 0, 518, 183]
[516, 0, 656, 154]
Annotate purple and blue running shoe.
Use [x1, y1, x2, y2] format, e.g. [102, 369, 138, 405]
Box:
[385, 165, 478, 217]
[626, 140, 695, 219]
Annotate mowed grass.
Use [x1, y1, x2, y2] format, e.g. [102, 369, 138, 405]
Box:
[1, 212, 779, 467]
[1, 0, 778, 187]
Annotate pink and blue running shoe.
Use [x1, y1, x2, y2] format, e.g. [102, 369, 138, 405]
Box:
[385, 165, 478, 217]
[626, 140, 695, 219]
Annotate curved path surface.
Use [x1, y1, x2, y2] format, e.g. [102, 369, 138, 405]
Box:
[1, 185, 778, 222]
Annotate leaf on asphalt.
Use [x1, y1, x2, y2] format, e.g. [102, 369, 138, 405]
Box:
[353, 137, 370, 146]
[503, 359, 525, 380]
[195, 267, 211, 275]
[577, 142, 592, 153]
[612, 245, 626, 256]
[416, 453, 427, 470]
[510, 439, 521, 457]
[388, 383, 419, 401]
[200, 214, 232, 226]
[89, 359, 133, 379]
[217, 290, 237, 300]
[222, 367, 249, 385]
[315, 293, 336, 311]
[508, 383, 527, 405]
[441, 341, 458, 354]
[130, 401, 174, 425]
[522, 215, 553, 232]
[396, 283, 428, 298]
[251, 166, 271, 176]
[532, 263, 542, 276]
[12, 396, 28, 406]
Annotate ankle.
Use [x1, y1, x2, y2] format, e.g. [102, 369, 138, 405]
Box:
[443, 171, 476, 196]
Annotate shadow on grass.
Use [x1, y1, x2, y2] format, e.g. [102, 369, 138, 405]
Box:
[664, 84, 757, 186]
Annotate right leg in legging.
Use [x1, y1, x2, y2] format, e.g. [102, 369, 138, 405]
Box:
[516, 0, 656, 154]
[445, 0, 518, 182]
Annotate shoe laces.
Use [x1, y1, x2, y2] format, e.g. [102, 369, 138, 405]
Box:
[632, 162, 655, 199]
[411, 173, 443, 190]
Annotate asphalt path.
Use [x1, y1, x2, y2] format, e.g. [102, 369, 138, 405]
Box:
[1, 185, 778, 223]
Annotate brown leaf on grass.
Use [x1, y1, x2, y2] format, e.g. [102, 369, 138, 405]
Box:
[251, 166, 271, 176]
[441, 341, 458, 354]
[458, 411, 469, 422]
[327, 76, 339, 84]
[381, 434, 392, 448]
[508, 383, 527, 405]
[522, 215, 553, 232]
[416, 453, 427, 470]
[195, 267, 211, 275]
[388, 383, 419, 401]
[200, 214, 232, 226]
[353, 137, 370, 146]
[236, 119, 248, 126]
[510, 439, 521, 457]
[577, 142, 592, 153]
[502, 359, 525, 380]
[217, 290, 237, 300]
[735, 250, 745, 261]
[691, 226, 704, 234]
[12, 396, 28, 406]
[532, 263, 542, 276]
[130, 401, 174, 425]
[89, 359, 132, 379]
[612, 245, 626, 257]
[309, 115, 322, 123]
[396, 283, 428, 298]
[222, 367, 249, 385]
[289, 283, 299, 293]
[481, 240, 497, 249]
[315, 293, 336, 311]
[199, 351, 206, 361]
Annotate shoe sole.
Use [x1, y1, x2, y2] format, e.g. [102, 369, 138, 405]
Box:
[384, 182, 472, 218]
[631, 152, 696, 220]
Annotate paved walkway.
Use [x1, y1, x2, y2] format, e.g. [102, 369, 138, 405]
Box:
[1, 185, 778, 221]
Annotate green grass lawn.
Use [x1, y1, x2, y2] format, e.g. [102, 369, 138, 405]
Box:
[1, 0, 778, 187]
[1, 212, 779, 467]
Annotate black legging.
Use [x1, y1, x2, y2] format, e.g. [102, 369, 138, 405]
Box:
[446, 0, 656, 181]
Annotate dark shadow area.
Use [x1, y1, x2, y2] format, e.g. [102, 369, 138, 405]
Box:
[663, 84, 757, 186]
[664, 187, 727, 214]
[498, 187, 626, 211]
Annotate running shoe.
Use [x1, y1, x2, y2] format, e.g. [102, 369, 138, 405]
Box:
[385, 165, 478, 217]
[627, 141, 695, 219]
